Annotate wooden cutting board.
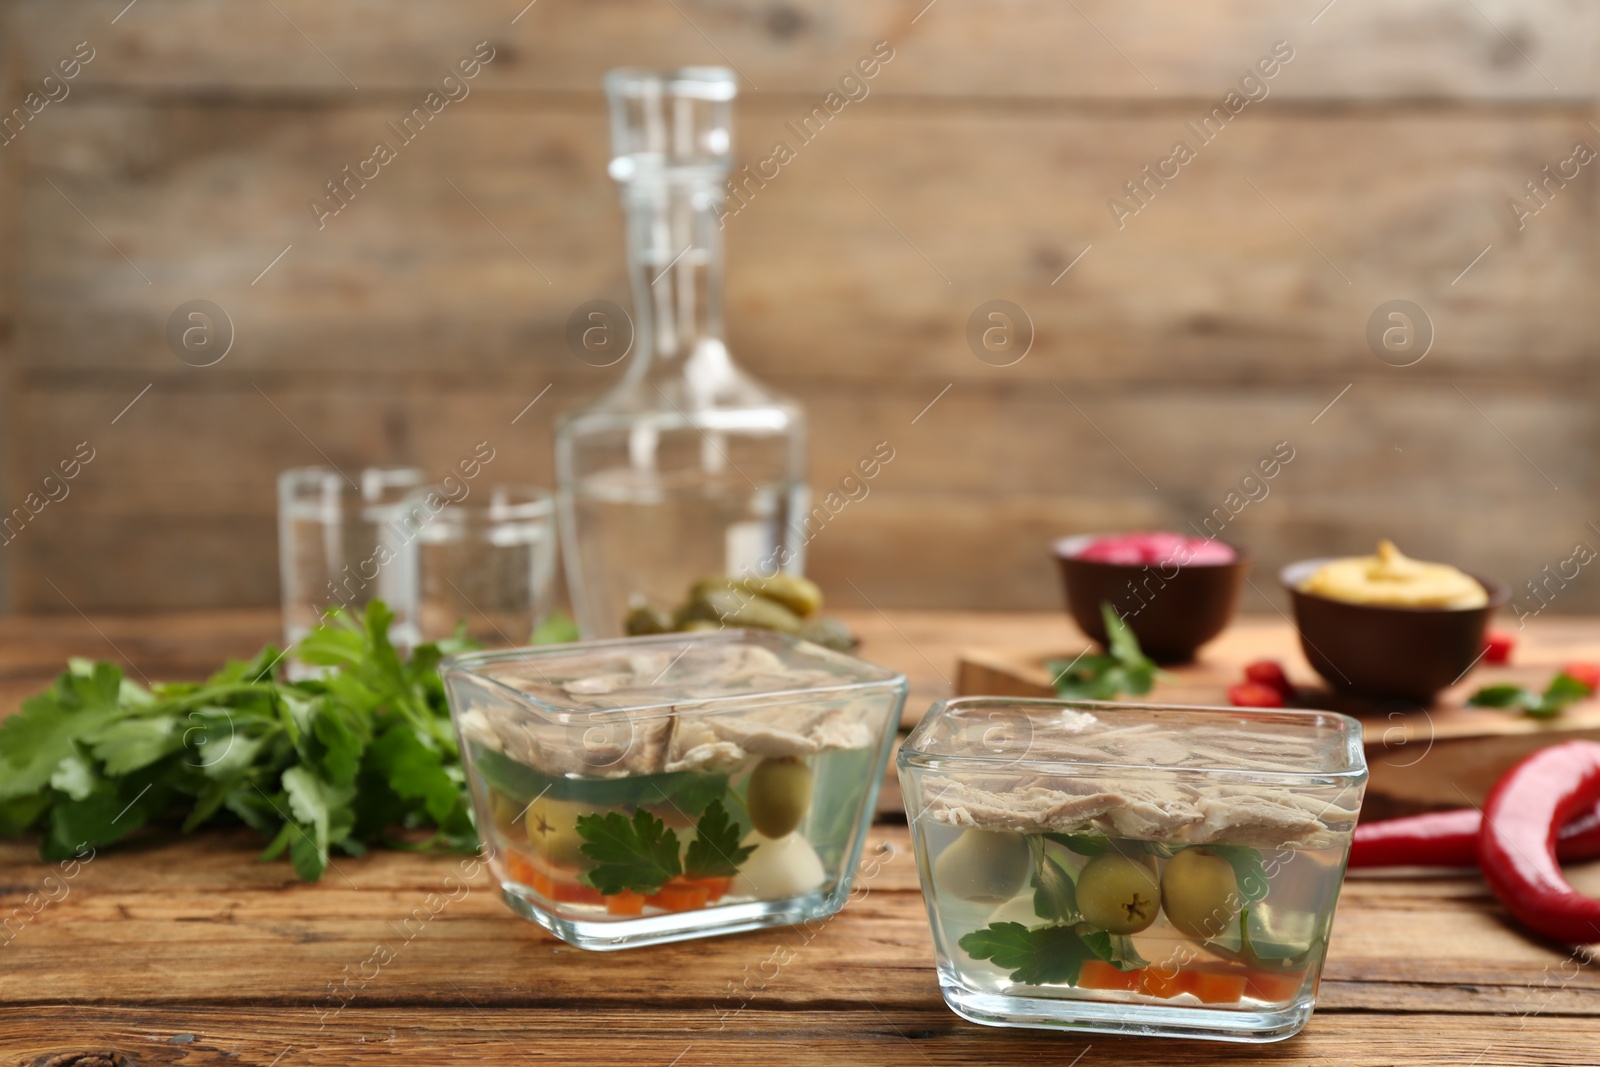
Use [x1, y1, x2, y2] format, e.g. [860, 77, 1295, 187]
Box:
[956, 616, 1600, 818]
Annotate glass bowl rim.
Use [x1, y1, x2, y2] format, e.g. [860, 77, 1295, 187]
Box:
[442, 628, 908, 722]
[898, 695, 1367, 784]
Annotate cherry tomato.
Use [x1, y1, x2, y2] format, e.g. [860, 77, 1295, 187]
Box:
[1483, 631, 1515, 665]
[1243, 660, 1294, 698]
[1228, 681, 1285, 708]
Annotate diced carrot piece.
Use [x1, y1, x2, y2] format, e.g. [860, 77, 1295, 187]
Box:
[550, 880, 605, 906]
[1244, 968, 1306, 1003]
[1138, 967, 1194, 999]
[691, 876, 733, 903]
[502, 848, 604, 906]
[1078, 960, 1142, 992]
[1135, 965, 1247, 1004]
[648, 882, 712, 912]
[604, 891, 646, 916]
[1187, 968, 1247, 1005]
[505, 853, 540, 887]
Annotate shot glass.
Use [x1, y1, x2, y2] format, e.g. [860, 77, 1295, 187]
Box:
[898, 697, 1366, 1042]
[277, 466, 423, 649]
[402, 485, 558, 646]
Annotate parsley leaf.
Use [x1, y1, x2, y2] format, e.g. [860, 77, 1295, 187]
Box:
[959, 922, 1098, 986]
[577, 808, 683, 895]
[1047, 602, 1159, 701]
[1042, 831, 1109, 857]
[1465, 683, 1532, 709]
[1469, 671, 1594, 719]
[684, 798, 756, 879]
[0, 662, 127, 801]
[1204, 843, 1270, 904]
[1081, 929, 1149, 971]
[1029, 839, 1078, 924]
[532, 610, 581, 645]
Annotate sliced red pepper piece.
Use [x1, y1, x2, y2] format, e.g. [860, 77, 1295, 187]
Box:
[1478, 740, 1600, 944]
[1350, 799, 1600, 869]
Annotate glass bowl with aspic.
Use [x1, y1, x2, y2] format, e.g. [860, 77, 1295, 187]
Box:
[898, 698, 1366, 1042]
[443, 629, 907, 949]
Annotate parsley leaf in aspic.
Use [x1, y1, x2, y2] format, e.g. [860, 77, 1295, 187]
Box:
[1080, 929, 1149, 972]
[577, 808, 683, 895]
[684, 798, 756, 880]
[959, 922, 1098, 986]
[1028, 838, 1078, 924]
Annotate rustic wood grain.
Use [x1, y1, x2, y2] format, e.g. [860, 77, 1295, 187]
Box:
[3, 827, 1599, 1064]
[12, 0, 1598, 99]
[4, 611, 1600, 1064]
[5, 1008, 1598, 1067]
[2, 1, 1598, 615]
[15, 108, 1599, 384]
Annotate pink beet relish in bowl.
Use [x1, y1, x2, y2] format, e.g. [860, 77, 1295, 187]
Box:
[1072, 532, 1237, 568]
[1051, 533, 1250, 664]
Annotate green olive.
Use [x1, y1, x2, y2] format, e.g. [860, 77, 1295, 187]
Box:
[524, 796, 592, 868]
[488, 790, 525, 836]
[678, 619, 721, 633]
[1077, 854, 1162, 934]
[933, 829, 1032, 904]
[747, 757, 813, 838]
[1160, 848, 1241, 939]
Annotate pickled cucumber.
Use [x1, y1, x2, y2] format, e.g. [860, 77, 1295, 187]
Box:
[624, 605, 673, 635]
[681, 587, 801, 633]
[736, 574, 824, 617]
[797, 616, 854, 651]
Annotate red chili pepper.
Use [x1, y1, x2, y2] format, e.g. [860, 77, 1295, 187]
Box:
[1561, 661, 1600, 694]
[1478, 740, 1600, 943]
[1350, 801, 1600, 869]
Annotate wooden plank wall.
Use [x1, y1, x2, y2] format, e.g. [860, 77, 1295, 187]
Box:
[0, 0, 1596, 615]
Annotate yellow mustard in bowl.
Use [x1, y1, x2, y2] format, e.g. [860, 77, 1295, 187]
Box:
[1298, 539, 1488, 609]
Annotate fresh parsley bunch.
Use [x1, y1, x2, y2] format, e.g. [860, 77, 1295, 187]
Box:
[0, 601, 478, 881]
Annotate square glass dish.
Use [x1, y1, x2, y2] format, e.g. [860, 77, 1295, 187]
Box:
[898, 697, 1366, 1042]
[443, 629, 906, 950]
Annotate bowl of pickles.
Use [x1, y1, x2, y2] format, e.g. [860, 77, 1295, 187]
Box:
[623, 573, 856, 652]
[898, 697, 1366, 1042]
[442, 629, 906, 949]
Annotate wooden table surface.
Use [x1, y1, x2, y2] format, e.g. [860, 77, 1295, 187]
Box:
[4, 609, 1600, 1065]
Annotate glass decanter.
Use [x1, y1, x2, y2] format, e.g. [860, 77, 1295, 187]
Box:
[556, 67, 808, 639]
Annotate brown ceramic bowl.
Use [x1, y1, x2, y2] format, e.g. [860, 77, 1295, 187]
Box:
[1281, 558, 1508, 704]
[1051, 534, 1251, 664]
